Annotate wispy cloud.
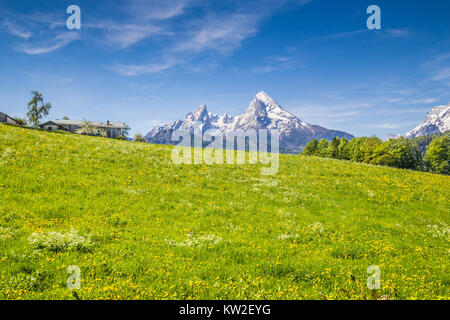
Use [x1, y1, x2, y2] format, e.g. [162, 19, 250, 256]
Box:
[173, 13, 261, 54]
[409, 98, 438, 104]
[383, 28, 411, 37]
[1, 9, 78, 55]
[312, 28, 411, 42]
[366, 121, 418, 129]
[103, 24, 168, 49]
[109, 60, 176, 76]
[252, 56, 303, 73]
[315, 29, 367, 41]
[2, 20, 33, 39]
[83, 0, 187, 49]
[290, 103, 368, 125]
[17, 32, 80, 55]
[124, 0, 190, 20]
[431, 67, 450, 82]
[422, 52, 450, 87]
[2, 0, 311, 72]
[387, 98, 402, 103]
[109, 0, 312, 75]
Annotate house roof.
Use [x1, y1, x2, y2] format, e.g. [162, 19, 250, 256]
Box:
[0, 112, 20, 125]
[40, 121, 60, 126]
[51, 120, 127, 129]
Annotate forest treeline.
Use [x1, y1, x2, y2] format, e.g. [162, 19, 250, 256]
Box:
[301, 133, 449, 175]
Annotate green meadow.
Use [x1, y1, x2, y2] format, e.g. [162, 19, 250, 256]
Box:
[0, 124, 448, 300]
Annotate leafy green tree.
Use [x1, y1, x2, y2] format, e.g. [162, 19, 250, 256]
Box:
[327, 137, 340, 158]
[369, 143, 396, 167]
[26, 91, 52, 128]
[384, 138, 422, 170]
[338, 137, 350, 160]
[348, 137, 366, 162]
[317, 139, 329, 157]
[410, 132, 450, 156]
[425, 136, 449, 175]
[121, 123, 131, 137]
[302, 139, 319, 156]
[133, 133, 148, 143]
[76, 120, 98, 136]
[363, 137, 383, 163]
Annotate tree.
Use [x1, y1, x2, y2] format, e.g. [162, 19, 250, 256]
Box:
[76, 119, 98, 136]
[348, 137, 366, 162]
[317, 139, 329, 157]
[362, 137, 383, 163]
[425, 136, 449, 175]
[327, 137, 340, 158]
[62, 116, 70, 120]
[384, 138, 422, 170]
[121, 123, 131, 137]
[369, 143, 396, 167]
[26, 91, 52, 128]
[338, 137, 350, 160]
[302, 139, 319, 156]
[133, 133, 148, 143]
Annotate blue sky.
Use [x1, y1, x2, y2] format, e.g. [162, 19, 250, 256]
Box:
[1, 0, 449, 137]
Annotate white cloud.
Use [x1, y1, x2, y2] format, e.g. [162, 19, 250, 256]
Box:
[311, 28, 411, 42]
[422, 53, 450, 87]
[173, 13, 261, 54]
[315, 29, 367, 41]
[2, 20, 33, 39]
[383, 29, 411, 37]
[124, 0, 189, 20]
[83, 0, 186, 49]
[109, 60, 176, 76]
[252, 56, 303, 73]
[410, 98, 438, 104]
[431, 67, 450, 82]
[366, 122, 418, 129]
[103, 24, 168, 49]
[18, 32, 80, 55]
[387, 98, 402, 103]
[3, 0, 312, 74]
[290, 103, 367, 125]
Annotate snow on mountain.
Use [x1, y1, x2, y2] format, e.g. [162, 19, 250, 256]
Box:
[405, 104, 450, 138]
[145, 91, 354, 152]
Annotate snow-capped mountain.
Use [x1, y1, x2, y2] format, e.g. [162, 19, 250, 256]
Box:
[405, 104, 450, 138]
[145, 91, 354, 152]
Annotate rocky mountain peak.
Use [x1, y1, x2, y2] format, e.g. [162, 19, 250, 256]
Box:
[405, 104, 450, 138]
[187, 104, 209, 122]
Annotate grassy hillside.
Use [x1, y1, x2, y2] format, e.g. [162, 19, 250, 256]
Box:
[0, 124, 448, 300]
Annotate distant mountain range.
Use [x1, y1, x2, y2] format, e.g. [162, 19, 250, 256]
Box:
[145, 91, 354, 153]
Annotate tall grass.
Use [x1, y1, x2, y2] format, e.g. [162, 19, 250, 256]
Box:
[0, 124, 448, 299]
